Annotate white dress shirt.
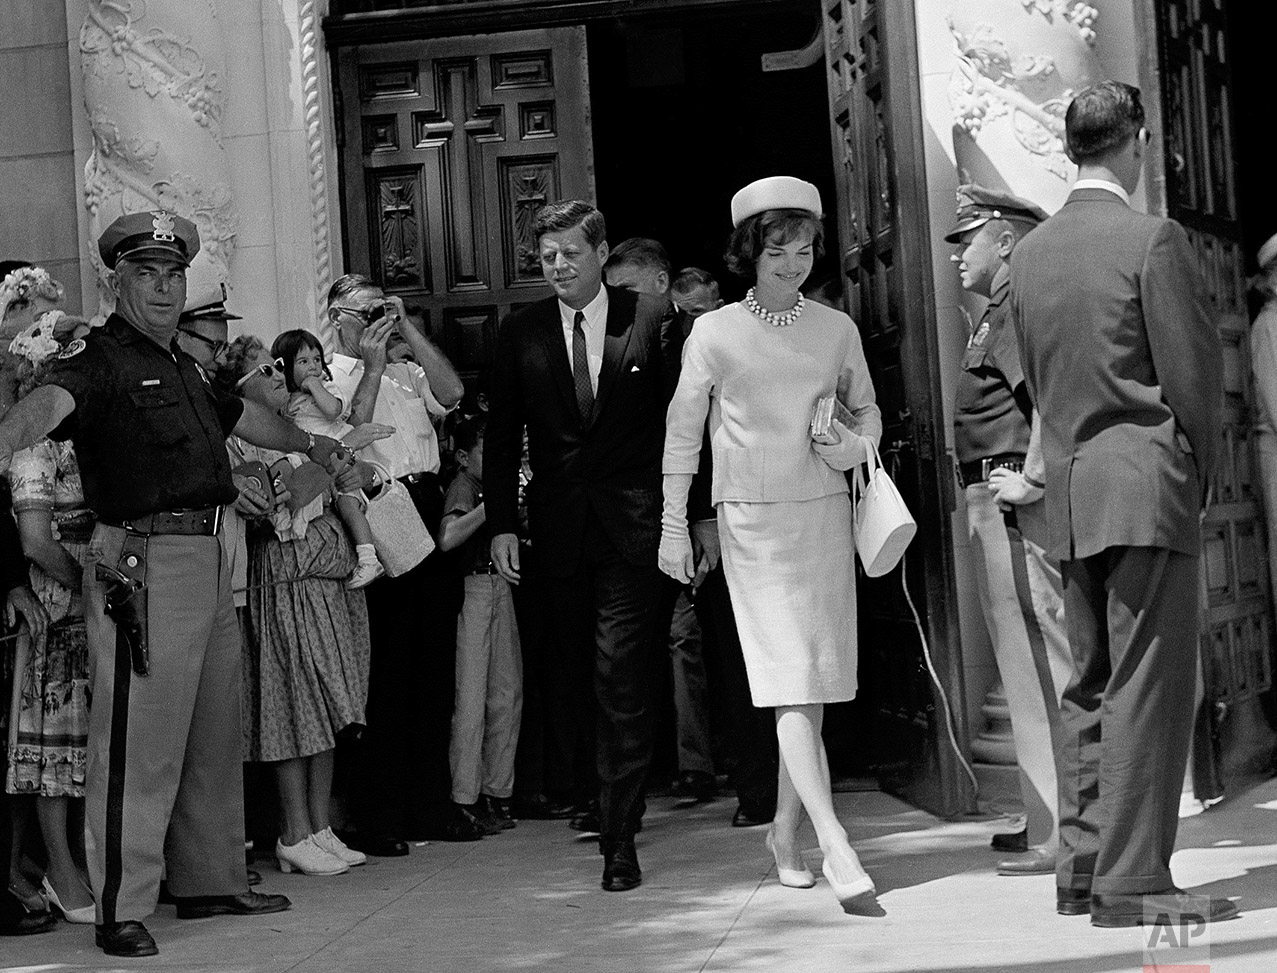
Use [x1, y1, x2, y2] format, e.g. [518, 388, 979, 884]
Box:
[559, 285, 608, 394]
[1073, 177, 1130, 206]
[329, 354, 451, 478]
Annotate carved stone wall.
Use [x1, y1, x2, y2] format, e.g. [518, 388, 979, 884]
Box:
[80, 0, 237, 314]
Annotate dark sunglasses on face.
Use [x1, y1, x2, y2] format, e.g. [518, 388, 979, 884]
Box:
[178, 329, 227, 357]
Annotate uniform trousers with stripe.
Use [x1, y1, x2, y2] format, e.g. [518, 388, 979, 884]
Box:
[449, 573, 523, 805]
[84, 525, 246, 924]
[965, 485, 1071, 848]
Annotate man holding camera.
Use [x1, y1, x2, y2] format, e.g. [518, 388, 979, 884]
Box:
[325, 274, 468, 849]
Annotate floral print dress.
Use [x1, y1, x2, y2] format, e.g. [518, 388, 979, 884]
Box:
[5, 439, 94, 796]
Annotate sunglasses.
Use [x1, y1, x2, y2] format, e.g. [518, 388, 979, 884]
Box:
[331, 302, 387, 324]
[235, 359, 285, 389]
[178, 329, 228, 357]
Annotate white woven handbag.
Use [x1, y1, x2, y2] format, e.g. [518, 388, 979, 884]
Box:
[364, 464, 435, 577]
[851, 441, 916, 577]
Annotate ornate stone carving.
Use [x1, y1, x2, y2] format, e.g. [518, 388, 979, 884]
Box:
[946, 0, 1103, 211]
[300, 0, 334, 321]
[80, 1, 237, 312]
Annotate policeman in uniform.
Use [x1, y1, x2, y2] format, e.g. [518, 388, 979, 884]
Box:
[945, 186, 1072, 876]
[0, 212, 345, 957]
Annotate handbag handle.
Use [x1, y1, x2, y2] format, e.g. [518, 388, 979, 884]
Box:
[852, 438, 884, 502]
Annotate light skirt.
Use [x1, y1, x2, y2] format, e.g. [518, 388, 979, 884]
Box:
[718, 492, 858, 707]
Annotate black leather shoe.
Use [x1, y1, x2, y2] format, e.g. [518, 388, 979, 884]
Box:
[511, 793, 576, 819]
[175, 891, 291, 920]
[671, 770, 717, 803]
[479, 796, 517, 831]
[991, 827, 1028, 853]
[415, 809, 486, 842]
[1057, 887, 1091, 916]
[96, 920, 158, 957]
[334, 830, 410, 856]
[1090, 888, 1240, 928]
[997, 847, 1056, 876]
[0, 891, 57, 937]
[732, 804, 774, 827]
[601, 839, 642, 892]
[570, 800, 601, 834]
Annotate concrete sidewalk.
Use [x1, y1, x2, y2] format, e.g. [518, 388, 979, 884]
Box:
[4, 776, 1276, 972]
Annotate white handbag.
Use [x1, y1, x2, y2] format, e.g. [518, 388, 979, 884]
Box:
[851, 441, 916, 577]
[364, 464, 435, 577]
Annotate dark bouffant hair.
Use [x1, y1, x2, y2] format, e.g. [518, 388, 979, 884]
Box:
[724, 209, 825, 280]
[532, 200, 607, 248]
[271, 329, 330, 394]
[453, 413, 487, 456]
[1065, 81, 1145, 162]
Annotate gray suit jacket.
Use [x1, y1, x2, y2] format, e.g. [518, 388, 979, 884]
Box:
[1009, 187, 1223, 561]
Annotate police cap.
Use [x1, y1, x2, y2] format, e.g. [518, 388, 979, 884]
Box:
[98, 210, 201, 270]
[944, 185, 1048, 244]
[180, 282, 242, 323]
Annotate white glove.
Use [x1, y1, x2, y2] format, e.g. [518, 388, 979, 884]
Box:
[659, 526, 694, 585]
[812, 421, 868, 471]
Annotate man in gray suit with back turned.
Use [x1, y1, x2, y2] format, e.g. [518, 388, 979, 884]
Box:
[1010, 81, 1238, 927]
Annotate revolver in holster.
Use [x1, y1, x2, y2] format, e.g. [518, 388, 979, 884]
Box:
[95, 561, 149, 676]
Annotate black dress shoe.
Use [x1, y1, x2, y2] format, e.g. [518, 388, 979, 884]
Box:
[671, 770, 717, 803]
[0, 891, 57, 937]
[415, 809, 486, 842]
[732, 804, 774, 827]
[1090, 888, 1240, 928]
[991, 826, 1028, 853]
[479, 796, 517, 831]
[1057, 887, 1091, 916]
[570, 809, 601, 834]
[96, 920, 158, 957]
[601, 839, 642, 892]
[334, 830, 410, 856]
[511, 793, 576, 819]
[175, 891, 292, 920]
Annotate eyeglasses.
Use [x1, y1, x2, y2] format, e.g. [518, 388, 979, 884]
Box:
[331, 302, 384, 323]
[235, 360, 284, 389]
[178, 329, 227, 358]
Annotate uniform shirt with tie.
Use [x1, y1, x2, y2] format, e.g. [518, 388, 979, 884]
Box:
[559, 286, 608, 399]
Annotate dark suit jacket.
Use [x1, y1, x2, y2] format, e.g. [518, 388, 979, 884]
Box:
[486, 286, 683, 576]
[1010, 187, 1223, 561]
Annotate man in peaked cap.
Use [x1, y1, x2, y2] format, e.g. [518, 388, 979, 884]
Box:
[946, 185, 1072, 877]
[0, 210, 366, 956]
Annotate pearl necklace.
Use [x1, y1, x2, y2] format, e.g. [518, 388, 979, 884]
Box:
[744, 287, 805, 327]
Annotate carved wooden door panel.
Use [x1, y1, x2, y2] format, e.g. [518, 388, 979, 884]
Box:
[336, 29, 594, 381]
[1150, 0, 1273, 797]
[820, 0, 971, 816]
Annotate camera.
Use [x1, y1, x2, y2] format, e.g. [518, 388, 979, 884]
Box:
[367, 301, 388, 324]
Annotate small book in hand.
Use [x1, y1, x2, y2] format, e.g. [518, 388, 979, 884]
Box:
[810, 394, 855, 438]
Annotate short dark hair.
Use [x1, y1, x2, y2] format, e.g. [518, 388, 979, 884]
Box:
[724, 209, 825, 279]
[327, 273, 378, 308]
[1065, 81, 1145, 162]
[671, 267, 719, 296]
[453, 414, 487, 455]
[533, 200, 606, 248]
[271, 329, 329, 394]
[606, 237, 671, 277]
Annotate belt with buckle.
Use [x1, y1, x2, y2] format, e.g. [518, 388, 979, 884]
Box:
[958, 453, 1026, 488]
[106, 506, 224, 537]
[468, 563, 499, 576]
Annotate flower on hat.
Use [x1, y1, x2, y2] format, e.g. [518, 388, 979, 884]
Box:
[0, 266, 61, 324]
[8, 310, 67, 366]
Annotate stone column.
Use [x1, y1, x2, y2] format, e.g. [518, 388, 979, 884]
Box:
[78, 0, 237, 315]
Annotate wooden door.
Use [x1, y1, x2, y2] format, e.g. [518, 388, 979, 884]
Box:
[1143, 0, 1274, 797]
[336, 28, 594, 381]
[820, 0, 972, 816]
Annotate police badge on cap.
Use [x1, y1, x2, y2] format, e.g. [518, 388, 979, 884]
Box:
[98, 211, 202, 270]
[944, 185, 1049, 244]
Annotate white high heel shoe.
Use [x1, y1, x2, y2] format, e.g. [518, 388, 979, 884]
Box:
[41, 876, 96, 924]
[764, 828, 816, 888]
[821, 852, 879, 915]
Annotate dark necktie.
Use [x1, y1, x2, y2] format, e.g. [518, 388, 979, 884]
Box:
[572, 310, 594, 422]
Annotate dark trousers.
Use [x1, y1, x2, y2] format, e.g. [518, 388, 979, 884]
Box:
[1057, 545, 1199, 895]
[541, 513, 664, 843]
[349, 474, 457, 837]
[695, 565, 778, 816]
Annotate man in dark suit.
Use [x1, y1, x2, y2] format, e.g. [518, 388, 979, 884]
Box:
[486, 201, 681, 891]
[1010, 81, 1237, 927]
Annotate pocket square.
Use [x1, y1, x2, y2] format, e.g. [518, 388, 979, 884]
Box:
[630, 365, 641, 372]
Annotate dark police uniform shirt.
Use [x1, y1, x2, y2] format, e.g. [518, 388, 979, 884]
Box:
[41, 313, 244, 523]
[953, 275, 1031, 465]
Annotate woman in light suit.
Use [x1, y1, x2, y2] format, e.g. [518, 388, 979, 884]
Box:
[660, 177, 882, 913]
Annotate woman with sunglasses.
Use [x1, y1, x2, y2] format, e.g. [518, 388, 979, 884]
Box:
[219, 337, 390, 877]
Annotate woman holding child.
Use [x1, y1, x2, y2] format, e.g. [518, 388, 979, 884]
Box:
[660, 177, 883, 914]
[220, 336, 390, 877]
